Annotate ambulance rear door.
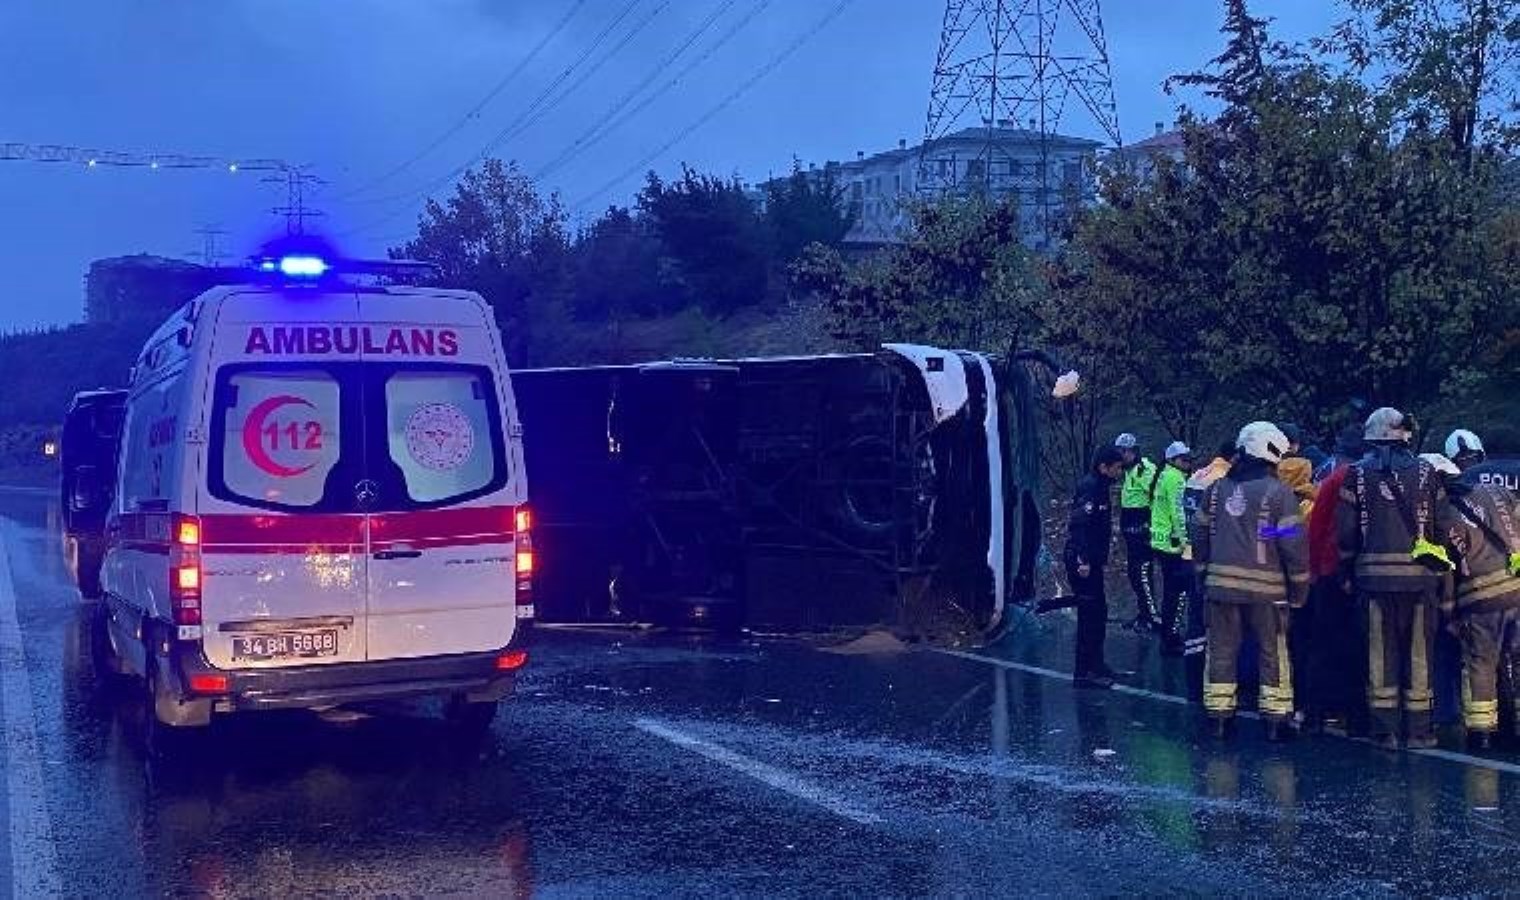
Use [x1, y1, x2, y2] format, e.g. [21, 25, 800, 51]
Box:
[198, 291, 370, 669]
[358, 292, 523, 661]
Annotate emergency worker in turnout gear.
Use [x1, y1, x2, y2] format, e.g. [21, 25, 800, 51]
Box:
[1065, 446, 1129, 688]
[1446, 430, 1486, 472]
[1336, 408, 1449, 750]
[1117, 433, 1160, 631]
[1193, 422, 1309, 741]
[1427, 453, 1520, 750]
[1182, 442, 1238, 701]
[1152, 441, 1194, 655]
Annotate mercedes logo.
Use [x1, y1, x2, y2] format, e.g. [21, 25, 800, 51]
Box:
[353, 479, 380, 509]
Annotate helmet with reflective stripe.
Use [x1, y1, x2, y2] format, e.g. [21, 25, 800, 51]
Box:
[1237, 421, 1290, 464]
[1444, 429, 1484, 459]
[1364, 407, 1414, 443]
[1419, 453, 1461, 477]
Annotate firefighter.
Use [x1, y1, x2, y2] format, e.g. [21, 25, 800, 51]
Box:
[1065, 446, 1129, 688]
[1151, 441, 1194, 655]
[1336, 408, 1450, 750]
[1182, 442, 1239, 701]
[1193, 422, 1309, 741]
[1426, 453, 1520, 751]
[1445, 430, 1486, 472]
[1116, 433, 1160, 632]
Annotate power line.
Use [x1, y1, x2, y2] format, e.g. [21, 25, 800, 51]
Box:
[572, 0, 856, 213]
[474, 0, 673, 169]
[0, 141, 289, 173]
[334, 0, 591, 201]
[348, 0, 648, 216]
[532, 0, 767, 184]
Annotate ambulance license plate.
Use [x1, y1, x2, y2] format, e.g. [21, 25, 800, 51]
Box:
[232, 630, 339, 661]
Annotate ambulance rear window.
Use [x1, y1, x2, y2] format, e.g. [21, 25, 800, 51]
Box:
[384, 370, 498, 504]
[209, 362, 509, 513]
[215, 369, 343, 510]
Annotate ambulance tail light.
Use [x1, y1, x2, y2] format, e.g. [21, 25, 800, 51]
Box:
[514, 507, 534, 620]
[169, 513, 203, 629]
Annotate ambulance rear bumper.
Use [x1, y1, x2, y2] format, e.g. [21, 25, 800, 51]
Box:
[172, 646, 519, 711]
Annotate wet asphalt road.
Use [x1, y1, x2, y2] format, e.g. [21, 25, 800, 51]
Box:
[3, 488, 1520, 898]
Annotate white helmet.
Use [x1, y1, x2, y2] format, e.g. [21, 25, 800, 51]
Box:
[1237, 421, 1290, 464]
[1419, 453, 1461, 477]
[1364, 407, 1414, 443]
[1114, 433, 1138, 449]
[1164, 440, 1192, 461]
[1444, 429, 1484, 459]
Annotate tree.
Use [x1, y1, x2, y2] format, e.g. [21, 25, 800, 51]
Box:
[637, 166, 771, 315]
[791, 195, 1041, 352]
[1320, 0, 1519, 160]
[762, 161, 856, 264]
[566, 206, 668, 321]
[391, 159, 569, 363]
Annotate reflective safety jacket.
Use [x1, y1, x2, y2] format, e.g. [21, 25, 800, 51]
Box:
[1439, 483, 1520, 613]
[1121, 458, 1159, 510]
[1336, 448, 1446, 593]
[1150, 464, 1188, 555]
[1192, 463, 1310, 605]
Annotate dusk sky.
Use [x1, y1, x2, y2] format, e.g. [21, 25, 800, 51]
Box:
[0, 0, 1342, 330]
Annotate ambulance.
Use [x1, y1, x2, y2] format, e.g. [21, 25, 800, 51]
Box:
[85, 249, 532, 739]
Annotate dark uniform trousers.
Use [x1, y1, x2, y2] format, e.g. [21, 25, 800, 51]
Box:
[1064, 557, 1108, 676]
[1457, 606, 1520, 734]
[1204, 602, 1293, 721]
[1363, 591, 1437, 738]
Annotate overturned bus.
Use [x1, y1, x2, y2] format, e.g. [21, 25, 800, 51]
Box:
[512, 344, 1075, 639]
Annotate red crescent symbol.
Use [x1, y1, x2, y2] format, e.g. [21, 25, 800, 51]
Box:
[242, 395, 317, 478]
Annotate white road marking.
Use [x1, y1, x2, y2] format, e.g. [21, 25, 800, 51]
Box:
[634, 718, 882, 826]
[935, 648, 1520, 777]
[0, 522, 62, 895]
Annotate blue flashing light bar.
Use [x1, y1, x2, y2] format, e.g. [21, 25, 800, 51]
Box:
[277, 255, 329, 278]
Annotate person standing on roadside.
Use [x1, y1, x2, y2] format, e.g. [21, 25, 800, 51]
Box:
[1116, 433, 1161, 632]
[1304, 427, 1366, 735]
[1425, 452, 1520, 750]
[1152, 441, 1195, 655]
[1065, 446, 1129, 689]
[1277, 453, 1319, 726]
[1193, 423, 1309, 742]
[1182, 442, 1239, 700]
[1336, 408, 1449, 750]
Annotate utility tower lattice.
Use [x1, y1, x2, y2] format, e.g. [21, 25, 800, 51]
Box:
[266, 166, 327, 235]
[919, 0, 1122, 247]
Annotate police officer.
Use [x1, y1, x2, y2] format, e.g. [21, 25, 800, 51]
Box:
[1193, 422, 1309, 741]
[1427, 453, 1520, 750]
[1152, 441, 1194, 655]
[1336, 408, 1449, 750]
[1065, 446, 1128, 688]
[1116, 433, 1160, 631]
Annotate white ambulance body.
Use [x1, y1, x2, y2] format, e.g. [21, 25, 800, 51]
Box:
[97, 263, 532, 733]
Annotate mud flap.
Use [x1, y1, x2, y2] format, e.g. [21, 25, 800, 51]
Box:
[154, 656, 212, 728]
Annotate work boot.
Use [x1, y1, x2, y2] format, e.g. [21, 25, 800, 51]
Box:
[1072, 673, 1115, 690]
[1319, 714, 1349, 737]
[1468, 731, 1494, 752]
[1406, 732, 1438, 750]
[1373, 733, 1401, 752]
